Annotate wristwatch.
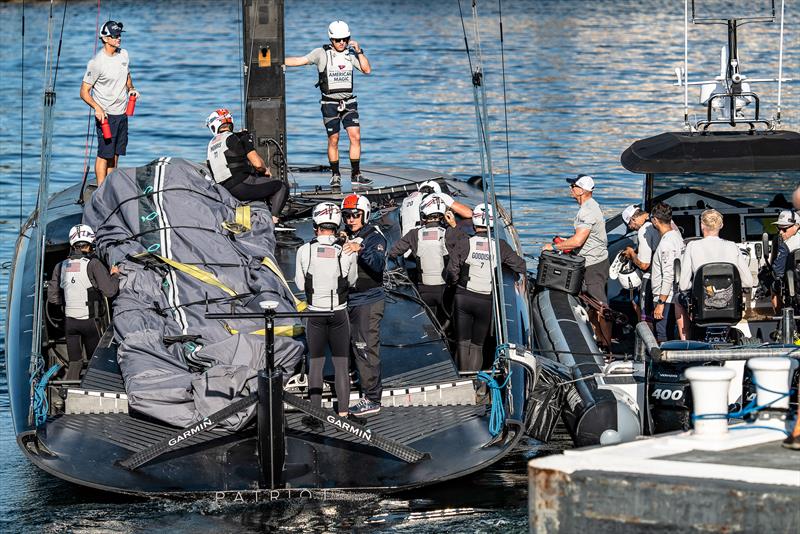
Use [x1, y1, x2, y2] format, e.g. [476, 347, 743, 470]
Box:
[655, 298, 666, 305]
[356, 48, 364, 55]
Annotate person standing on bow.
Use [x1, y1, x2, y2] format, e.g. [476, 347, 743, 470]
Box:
[294, 202, 358, 422]
[284, 20, 372, 189]
[543, 175, 612, 350]
[446, 204, 526, 372]
[341, 194, 386, 416]
[47, 225, 119, 381]
[205, 109, 288, 223]
[80, 21, 138, 187]
[389, 193, 467, 325]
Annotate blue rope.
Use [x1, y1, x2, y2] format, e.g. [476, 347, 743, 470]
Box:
[31, 363, 61, 427]
[477, 370, 512, 437]
[475, 343, 515, 437]
[730, 425, 790, 436]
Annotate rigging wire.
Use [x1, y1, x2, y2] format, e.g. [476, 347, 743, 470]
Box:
[242, 0, 261, 129]
[78, 0, 102, 204]
[237, 0, 245, 122]
[497, 0, 513, 223]
[51, 0, 69, 89]
[19, 0, 25, 231]
[459, 0, 509, 345]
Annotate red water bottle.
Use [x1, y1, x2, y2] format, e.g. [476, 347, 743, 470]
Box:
[126, 93, 137, 116]
[101, 117, 112, 140]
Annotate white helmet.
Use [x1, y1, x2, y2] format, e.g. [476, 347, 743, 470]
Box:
[609, 252, 642, 289]
[418, 180, 442, 195]
[472, 203, 494, 228]
[69, 224, 95, 246]
[312, 202, 342, 229]
[420, 193, 447, 219]
[341, 193, 371, 223]
[328, 20, 350, 40]
[206, 108, 233, 135]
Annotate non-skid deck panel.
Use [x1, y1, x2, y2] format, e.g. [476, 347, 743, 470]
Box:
[55, 412, 234, 454]
[52, 403, 485, 457]
[286, 404, 486, 446]
[660, 441, 800, 471]
[382, 360, 457, 388]
[81, 345, 125, 393]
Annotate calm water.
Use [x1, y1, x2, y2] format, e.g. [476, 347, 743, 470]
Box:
[0, 0, 797, 531]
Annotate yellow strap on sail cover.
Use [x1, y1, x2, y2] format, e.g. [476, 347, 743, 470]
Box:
[221, 205, 252, 234]
[261, 255, 308, 312]
[223, 323, 305, 337]
[236, 205, 252, 230]
[135, 252, 237, 296]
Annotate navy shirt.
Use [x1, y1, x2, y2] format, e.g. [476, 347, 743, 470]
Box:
[348, 224, 386, 307]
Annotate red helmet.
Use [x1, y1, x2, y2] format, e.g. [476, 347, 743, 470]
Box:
[341, 194, 371, 223]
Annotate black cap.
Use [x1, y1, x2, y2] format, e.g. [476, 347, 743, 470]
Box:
[100, 21, 124, 38]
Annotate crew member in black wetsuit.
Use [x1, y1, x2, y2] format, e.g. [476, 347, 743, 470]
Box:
[341, 193, 386, 416]
[389, 193, 465, 324]
[47, 224, 120, 381]
[294, 202, 358, 425]
[205, 108, 288, 223]
[446, 204, 526, 372]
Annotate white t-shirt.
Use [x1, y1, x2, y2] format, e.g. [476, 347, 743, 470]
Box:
[679, 236, 754, 291]
[83, 48, 130, 115]
[651, 229, 685, 303]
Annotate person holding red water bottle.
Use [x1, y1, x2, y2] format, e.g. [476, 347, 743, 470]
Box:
[80, 20, 138, 187]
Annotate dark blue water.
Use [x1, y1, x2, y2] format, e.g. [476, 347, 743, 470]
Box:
[1, 0, 797, 531]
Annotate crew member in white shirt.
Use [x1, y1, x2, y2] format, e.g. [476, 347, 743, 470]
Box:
[678, 209, 754, 292]
[650, 202, 686, 342]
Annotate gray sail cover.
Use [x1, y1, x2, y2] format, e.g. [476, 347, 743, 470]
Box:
[83, 158, 303, 429]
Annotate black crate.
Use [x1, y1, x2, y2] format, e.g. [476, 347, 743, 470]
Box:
[536, 250, 586, 295]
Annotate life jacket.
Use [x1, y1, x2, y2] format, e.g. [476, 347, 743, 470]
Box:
[60, 256, 100, 320]
[416, 226, 447, 286]
[352, 225, 385, 293]
[207, 131, 250, 184]
[304, 238, 349, 310]
[318, 45, 354, 97]
[459, 235, 495, 295]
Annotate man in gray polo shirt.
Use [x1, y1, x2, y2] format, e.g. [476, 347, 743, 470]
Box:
[544, 174, 611, 349]
[80, 20, 138, 186]
[284, 20, 372, 189]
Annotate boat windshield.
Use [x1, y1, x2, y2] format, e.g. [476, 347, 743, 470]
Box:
[652, 171, 800, 210]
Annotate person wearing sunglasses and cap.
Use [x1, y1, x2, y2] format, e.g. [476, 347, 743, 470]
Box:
[284, 21, 372, 189]
[769, 210, 800, 312]
[80, 20, 138, 187]
[543, 174, 612, 350]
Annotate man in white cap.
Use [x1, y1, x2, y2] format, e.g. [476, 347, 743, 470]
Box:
[543, 174, 611, 349]
[80, 20, 138, 186]
[285, 21, 372, 189]
[620, 205, 661, 323]
[770, 210, 800, 312]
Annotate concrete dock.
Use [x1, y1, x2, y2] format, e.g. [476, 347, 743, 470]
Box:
[528, 425, 800, 533]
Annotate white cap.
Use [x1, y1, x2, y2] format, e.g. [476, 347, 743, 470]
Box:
[621, 204, 639, 225]
[773, 210, 799, 227]
[566, 174, 595, 191]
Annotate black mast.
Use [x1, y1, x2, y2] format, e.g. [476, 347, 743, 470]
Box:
[242, 0, 287, 184]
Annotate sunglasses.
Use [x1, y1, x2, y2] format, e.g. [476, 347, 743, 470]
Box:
[343, 210, 362, 219]
[332, 37, 349, 43]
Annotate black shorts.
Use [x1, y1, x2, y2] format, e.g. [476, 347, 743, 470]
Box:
[96, 113, 128, 159]
[583, 258, 609, 305]
[321, 100, 359, 137]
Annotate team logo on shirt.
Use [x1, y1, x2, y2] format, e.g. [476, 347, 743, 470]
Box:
[476, 240, 489, 251]
[422, 230, 439, 241]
